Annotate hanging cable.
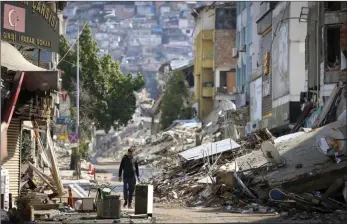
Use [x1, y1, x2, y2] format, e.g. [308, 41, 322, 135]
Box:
[53, 22, 88, 70]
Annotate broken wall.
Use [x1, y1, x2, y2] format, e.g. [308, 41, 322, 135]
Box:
[214, 30, 237, 67]
[214, 7, 237, 68]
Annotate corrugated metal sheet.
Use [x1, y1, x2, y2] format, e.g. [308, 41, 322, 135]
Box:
[179, 138, 241, 160]
[2, 118, 21, 201]
[261, 29, 272, 116]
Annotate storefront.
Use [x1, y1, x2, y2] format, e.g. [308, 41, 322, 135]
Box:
[1, 1, 62, 208]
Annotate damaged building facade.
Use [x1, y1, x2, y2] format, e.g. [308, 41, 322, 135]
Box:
[1, 1, 66, 209]
[235, 2, 325, 136]
[192, 3, 237, 120]
[189, 1, 347, 137]
[304, 2, 347, 105]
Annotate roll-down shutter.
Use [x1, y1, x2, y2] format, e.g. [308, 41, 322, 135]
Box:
[262, 29, 272, 116]
[2, 118, 21, 201]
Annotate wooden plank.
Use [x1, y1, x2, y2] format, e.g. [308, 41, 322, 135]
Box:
[312, 84, 339, 128]
[28, 162, 56, 192]
[45, 127, 64, 196]
[32, 121, 51, 167]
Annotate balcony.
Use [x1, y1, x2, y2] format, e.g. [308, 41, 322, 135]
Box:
[202, 51, 214, 68]
[201, 30, 213, 40]
[202, 82, 214, 97]
[217, 87, 228, 94]
[202, 87, 214, 97]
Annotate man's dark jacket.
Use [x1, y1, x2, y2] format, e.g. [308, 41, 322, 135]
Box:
[119, 154, 139, 179]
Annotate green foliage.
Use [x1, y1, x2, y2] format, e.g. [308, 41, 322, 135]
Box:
[78, 141, 89, 159]
[21, 130, 33, 164]
[160, 71, 194, 129]
[58, 23, 144, 134]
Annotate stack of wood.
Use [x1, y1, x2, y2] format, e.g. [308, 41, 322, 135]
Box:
[30, 121, 65, 197]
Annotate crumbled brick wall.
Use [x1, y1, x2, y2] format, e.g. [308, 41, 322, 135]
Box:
[214, 30, 237, 67]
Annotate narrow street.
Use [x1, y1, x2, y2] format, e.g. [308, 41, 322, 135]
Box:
[2, 1, 346, 224]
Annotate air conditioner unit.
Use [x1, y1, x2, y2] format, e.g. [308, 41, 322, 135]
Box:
[239, 44, 246, 52]
[232, 48, 238, 58]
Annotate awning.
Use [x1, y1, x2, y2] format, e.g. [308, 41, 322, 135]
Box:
[1, 41, 61, 91]
[1, 41, 46, 71]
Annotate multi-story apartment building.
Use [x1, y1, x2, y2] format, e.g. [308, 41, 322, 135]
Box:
[305, 2, 347, 105]
[192, 3, 237, 120]
[235, 2, 308, 135]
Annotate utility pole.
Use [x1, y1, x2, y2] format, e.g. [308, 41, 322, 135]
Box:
[76, 22, 80, 139]
[76, 22, 80, 179]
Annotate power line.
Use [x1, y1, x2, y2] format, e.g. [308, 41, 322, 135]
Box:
[61, 58, 93, 73]
[54, 22, 88, 70]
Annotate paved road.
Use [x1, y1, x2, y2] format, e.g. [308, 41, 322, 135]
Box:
[61, 160, 154, 194]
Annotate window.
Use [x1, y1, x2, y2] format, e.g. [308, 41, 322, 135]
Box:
[241, 28, 245, 46]
[236, 31, 240, 48]
[325, 2, 341, 11]
[326, 26, 341, 69]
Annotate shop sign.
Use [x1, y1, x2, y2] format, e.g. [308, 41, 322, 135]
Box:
[56, 117, 71, 125]
[59, 135, 67, 140]
[1, 1, 59, 52]
[264, 52, 270, 75]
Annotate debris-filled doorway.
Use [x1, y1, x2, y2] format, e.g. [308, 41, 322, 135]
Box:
[326, 25, 341, 71]
[220, 71, 227, 88]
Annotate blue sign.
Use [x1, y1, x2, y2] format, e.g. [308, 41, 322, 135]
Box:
[56, 117, 71, 125]
[68, 132, 78, 143]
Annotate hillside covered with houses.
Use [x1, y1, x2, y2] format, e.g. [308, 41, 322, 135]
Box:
[63, 1, 212, 98]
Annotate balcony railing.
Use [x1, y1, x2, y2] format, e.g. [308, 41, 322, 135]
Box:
[202, 51, 214, 59]
[202, 87, 213, 97]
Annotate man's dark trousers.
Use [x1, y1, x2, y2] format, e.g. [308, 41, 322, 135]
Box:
[123, 177, 136, 205]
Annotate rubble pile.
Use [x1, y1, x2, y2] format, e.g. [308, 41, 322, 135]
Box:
[146, 129, 275, 207]
[139, 108, 347, 218]
[136, 121, 202, 167]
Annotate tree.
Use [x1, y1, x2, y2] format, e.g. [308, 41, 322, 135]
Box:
[160, 71, 194, 129]
[58, 23, 144, 134]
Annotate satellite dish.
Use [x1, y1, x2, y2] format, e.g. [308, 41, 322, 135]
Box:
[316, 127, 345, 157]
[261, 140, 282, 164]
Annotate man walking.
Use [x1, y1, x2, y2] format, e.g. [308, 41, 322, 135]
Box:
[118, 148, 140, 209]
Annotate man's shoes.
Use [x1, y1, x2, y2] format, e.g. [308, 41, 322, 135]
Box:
[128, 205, 133, 209]
[123, 201, 127, 208]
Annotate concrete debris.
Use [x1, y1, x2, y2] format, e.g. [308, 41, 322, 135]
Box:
[136, 113, 347, 216]
[292, 82, 346, 133]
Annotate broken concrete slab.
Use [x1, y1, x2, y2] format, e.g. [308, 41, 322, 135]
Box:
[179, 138, 240, 160]
[236, 120, 346, 192]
